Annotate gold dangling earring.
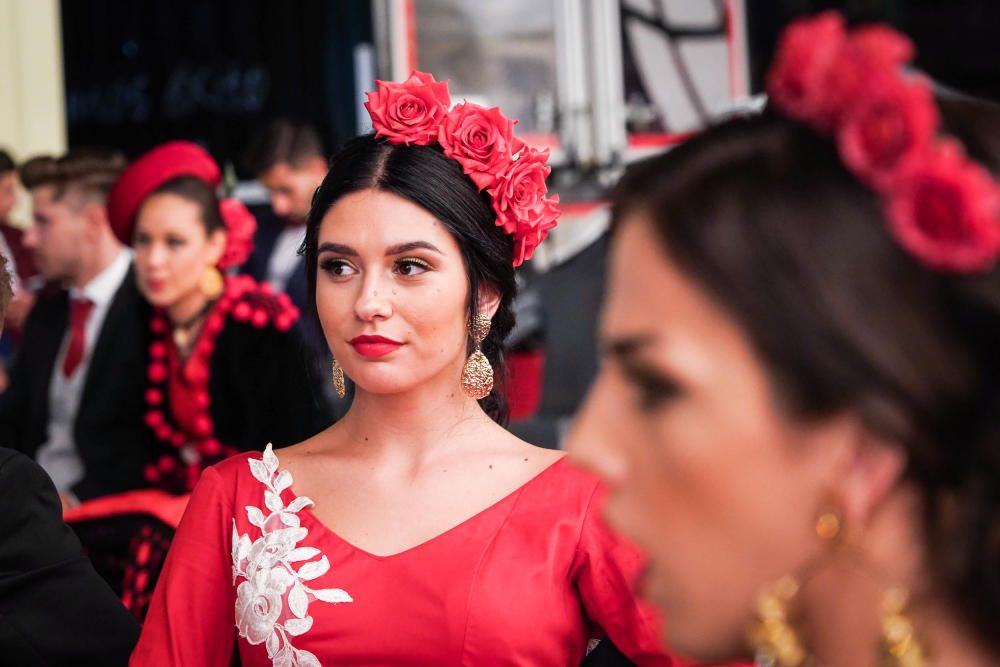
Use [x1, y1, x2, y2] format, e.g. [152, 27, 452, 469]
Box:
[331, 357, 346, 399]
[749, 575, 807, 667]
[880, 587, 927, 667]
[748, 506, 843, 667]
[200, 266, 224, 298]
[461, 314, 493, 400]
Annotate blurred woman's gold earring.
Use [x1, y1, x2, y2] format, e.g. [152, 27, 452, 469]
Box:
[748, 505, 843, 667]
[461, 314, 493, 400]
[748, 575, 807, 667]
[331, 358, 346, 399]
[880, 587, 926, 667]
[200, 266, 224, 298]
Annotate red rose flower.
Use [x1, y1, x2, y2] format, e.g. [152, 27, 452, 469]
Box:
[766, 11, 847, 129]
[837, 75, 937, 189]
[512, 195, 560, 267]
[218, 199, 257, 270]
[365, 71, 451, 146]
[438, 102, 517, 191]
[887, 141, 1000, 273]
[821, 26, 916, 126]
[488, 146, 553, 236]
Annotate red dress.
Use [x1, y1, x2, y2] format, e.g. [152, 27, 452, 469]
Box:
[132, 446, 679, 666]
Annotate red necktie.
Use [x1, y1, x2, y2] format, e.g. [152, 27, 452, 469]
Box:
[62, 298, 94, 377]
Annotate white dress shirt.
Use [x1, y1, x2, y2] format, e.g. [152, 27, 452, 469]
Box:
[266, 224, 307, 292]
[37, 248, 132, 493]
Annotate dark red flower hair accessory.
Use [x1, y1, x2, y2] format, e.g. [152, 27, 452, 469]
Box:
[768, 11, 1000, 273]
[364, 71, 559, 267]
[108, 141, 257, 271]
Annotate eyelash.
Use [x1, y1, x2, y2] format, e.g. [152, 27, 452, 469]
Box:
[625, 367, 681, 411]
[318, 257, 432, 278]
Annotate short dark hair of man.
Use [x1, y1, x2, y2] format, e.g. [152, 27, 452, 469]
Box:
[19, 148, 126, 204]
[242, 120, 325, 175]
[0, 149, 14, 175]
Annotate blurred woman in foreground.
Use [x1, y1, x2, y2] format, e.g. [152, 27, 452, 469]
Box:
[570, 12, 1000, 667]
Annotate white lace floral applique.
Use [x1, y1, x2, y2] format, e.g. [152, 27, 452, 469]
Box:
[232, 444, 353, 667]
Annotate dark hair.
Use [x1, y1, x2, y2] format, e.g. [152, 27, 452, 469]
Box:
[611, 102, 1000, 654]
[243, 119, 326, 175]
[303, 134, 517, 424]
[0, 253, 12, 323]
[146, 176, 225, 235]
[0, 149, 13, 175]
[19, 148, 126, 202]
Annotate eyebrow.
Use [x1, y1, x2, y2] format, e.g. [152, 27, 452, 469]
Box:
[316, 241, 444, 257]
[601, 334, 658, 361]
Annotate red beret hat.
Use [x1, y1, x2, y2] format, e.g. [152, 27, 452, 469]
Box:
[108, 141, 222, 245]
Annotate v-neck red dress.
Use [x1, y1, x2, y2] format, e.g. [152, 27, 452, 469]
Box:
[131, 446, 680, 666]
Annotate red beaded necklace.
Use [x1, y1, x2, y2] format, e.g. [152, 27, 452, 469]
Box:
[143, 274, 299, 493]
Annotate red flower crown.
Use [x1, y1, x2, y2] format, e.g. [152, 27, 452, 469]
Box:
[768, 11, 1000, 273]
[364, 71, 560, 267]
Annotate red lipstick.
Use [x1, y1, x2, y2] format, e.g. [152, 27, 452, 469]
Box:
[350, 334, 403, 358]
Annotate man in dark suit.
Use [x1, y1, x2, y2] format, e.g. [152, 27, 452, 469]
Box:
[242, 120, 348, 414]
[0, 254, 140, 665]
[0, 150, 153, 504]
[241, 119, 328, 313]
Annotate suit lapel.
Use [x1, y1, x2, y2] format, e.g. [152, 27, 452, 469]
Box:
[31, 291, 70, 418]
[79, 265, 140, 409]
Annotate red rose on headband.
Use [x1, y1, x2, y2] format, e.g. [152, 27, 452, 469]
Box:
[438, 102, 518, 191]
[887, 141, 1000, 273]
[365, 71, 451, 146]
[512, 195, 560, 267]
[822, 26, 916, 125]
[767, 11, 847, 129]
[488, 146, 560, 266]
[838, 76, 937, 189]
[217, 199, 257, 270]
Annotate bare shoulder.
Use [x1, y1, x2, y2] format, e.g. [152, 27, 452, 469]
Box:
[478, 422, 566, 475]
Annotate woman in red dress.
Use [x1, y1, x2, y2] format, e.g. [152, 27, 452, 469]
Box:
[78, 142, 331, 619]
[131, 75, 693, 666]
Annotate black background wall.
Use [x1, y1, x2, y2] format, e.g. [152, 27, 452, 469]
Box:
[61, 0, 372, 170]
[747, 0, 1000, 102]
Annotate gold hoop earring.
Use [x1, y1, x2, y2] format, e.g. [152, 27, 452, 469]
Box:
[461, 314, 493, 400]
[748, 575, 807, 667]
[880, 587, 926, 667]
[748, 504, 843, 667]
[199, 266, 224, 299]
[331, 357, 346, 399]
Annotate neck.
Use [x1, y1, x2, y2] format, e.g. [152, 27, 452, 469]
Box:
[335, 359, 495, 470]
[73, 236, 123, 290]
[167, 286, 213, 326]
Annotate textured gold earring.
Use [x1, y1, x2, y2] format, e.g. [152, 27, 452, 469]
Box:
[461, 314, 493, 400]
[748, 575, 807, 667]
[880, 587, 927, 667]
[331, 357, 346, 399]
[200, 266, 224, 298]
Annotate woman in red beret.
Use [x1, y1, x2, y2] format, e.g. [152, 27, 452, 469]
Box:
[102, 141, 332, 617]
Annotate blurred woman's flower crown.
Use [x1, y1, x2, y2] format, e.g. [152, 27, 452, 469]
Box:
[364, 71, 560, 267]
[768, 11, 1000, 273]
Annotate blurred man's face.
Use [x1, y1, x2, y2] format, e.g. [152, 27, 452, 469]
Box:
[0, 171, 18, 221]
[22, 185, 87, 282]
[259, 158, 327, 223]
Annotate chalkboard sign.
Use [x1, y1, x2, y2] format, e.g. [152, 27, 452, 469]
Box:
[61, 0, 372, 170]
